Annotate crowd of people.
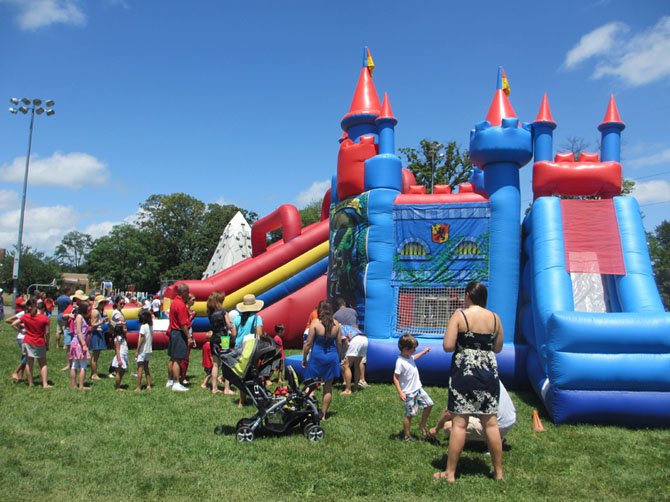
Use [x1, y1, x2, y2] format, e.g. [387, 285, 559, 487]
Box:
[5, 280, 515, 482]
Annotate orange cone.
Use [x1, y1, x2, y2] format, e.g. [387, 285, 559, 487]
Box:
[532, 409, 545, 432]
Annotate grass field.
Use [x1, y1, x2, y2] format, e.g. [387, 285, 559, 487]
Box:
[1, 321, 669, 501]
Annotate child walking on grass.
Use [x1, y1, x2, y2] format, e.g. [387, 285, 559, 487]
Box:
[392, 334, 433, 441]
[201, 335, 213, 390]
[111, 324, 128, 391]
[134, 310, 153, 392]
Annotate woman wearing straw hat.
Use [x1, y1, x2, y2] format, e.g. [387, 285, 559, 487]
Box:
[232, 294, 264, 406]
[232, 294, 264, 349]
[89, 295, 109, 380]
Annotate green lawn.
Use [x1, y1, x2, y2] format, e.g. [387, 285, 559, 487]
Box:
[1, 322, 668, 501]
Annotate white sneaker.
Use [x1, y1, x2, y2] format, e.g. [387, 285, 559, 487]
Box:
[165, 380, 174, 388]
[172, 382, 189, 392]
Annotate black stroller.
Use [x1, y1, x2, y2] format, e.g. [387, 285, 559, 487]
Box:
[218, 335, 325, 442]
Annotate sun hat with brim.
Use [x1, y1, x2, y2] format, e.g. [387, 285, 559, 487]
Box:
[93, 295, 108, 308]
[236, 294, 264, 313]
[71, 290, 89, 301]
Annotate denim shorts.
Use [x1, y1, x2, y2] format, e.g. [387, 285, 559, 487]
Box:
[72, 359, 88, 370]
[404, 388, 434, 417]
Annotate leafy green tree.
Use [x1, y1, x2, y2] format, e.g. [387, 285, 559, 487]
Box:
[647, 221, 670, 309]
[0, 246, 61, 293]
[399, 140, 472, 193]
[55, 230, 93, 272]
[299, 199, 323, 227]
[136, 194, 258, 281]
[137, 193, 207, 277]
[86, 224, 160, 292]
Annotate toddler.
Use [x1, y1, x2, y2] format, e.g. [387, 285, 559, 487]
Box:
[392, 334, 433, 441]
[272, 324, 286, 383]
[201, 337, 213, 389]
[111, 324, 129, 391]
[135, 310, 153, 391]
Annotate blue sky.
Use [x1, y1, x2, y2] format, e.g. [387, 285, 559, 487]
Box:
[1, 0, 669, 254]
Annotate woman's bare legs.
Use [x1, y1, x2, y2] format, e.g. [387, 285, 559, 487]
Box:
[480, 414, 503, 480]
[91, 350, 101, 379]
[434, 413, 468, 482]
[321, 380, 333, 418]
[38, 357, 50, 388]
[211, 361, 222, 394]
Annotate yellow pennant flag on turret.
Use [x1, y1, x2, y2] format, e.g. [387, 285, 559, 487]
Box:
[501, 68, 511, 96]
[366, 48, 375, 76]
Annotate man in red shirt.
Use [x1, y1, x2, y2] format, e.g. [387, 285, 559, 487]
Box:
[167, 284, 193, 392]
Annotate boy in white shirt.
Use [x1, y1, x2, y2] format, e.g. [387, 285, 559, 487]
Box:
[393, 334, 433, 441]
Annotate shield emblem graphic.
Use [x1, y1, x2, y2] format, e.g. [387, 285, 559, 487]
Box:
[431, 223, 450, 243]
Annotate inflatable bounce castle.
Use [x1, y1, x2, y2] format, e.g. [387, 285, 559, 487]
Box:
[162, 49, 669, 427]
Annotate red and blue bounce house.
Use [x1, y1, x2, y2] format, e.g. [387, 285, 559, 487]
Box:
[167, 49, 669, 427]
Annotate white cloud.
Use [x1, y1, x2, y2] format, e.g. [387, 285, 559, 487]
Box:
[0, 0, 86, 30]
[626, 148, 670, 170]
[0, 205, 78, 252]
[0, 190, 19, 210]
[295, 180, 330, 207]
[0, 152, 109, 188]
[564, 22, 628, 68]
[565, 17, 670, 87]
[84, 220, 119, 240]
[632, 180, 670, 204]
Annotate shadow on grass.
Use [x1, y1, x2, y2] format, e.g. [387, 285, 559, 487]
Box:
[430, 453, 491, 478]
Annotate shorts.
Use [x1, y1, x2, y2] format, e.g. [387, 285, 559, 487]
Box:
[167, 330, 188, 361]
[64, 328, 74, 346]
[57, 318, 67, 336]
[403, 388, 434, 417]
[204, 367, 212, 376]
[16, 339, 27, 365]
[112, 353, 129, 370]
[72, 359, 88, 370]
[137, 352, 152, 363]
[345, 335, 368, 358]
[24, 343, 47, 360]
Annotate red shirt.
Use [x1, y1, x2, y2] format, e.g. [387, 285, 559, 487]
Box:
[44, 298, 54, 313]
[22, 313, 50, 346]
[202, 341, 213, 369]
[273, 335, 285, 360]
[15, 296, 26, 313]
[169, 296, 190, 331]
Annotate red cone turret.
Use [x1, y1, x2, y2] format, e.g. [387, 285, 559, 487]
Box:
[341, 66, 381, 125]
[600, 94, 624, 126]
[535, 93, 556, 124]
[485, 89, 517, 127]
[378, 92, 397, 123]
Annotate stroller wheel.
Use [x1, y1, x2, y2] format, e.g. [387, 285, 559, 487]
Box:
[304, 424, 325, 442]
[236, 426, 255, 442]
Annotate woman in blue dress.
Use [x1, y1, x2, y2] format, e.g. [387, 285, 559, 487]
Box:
[88, 295, 109, 380]
[302, 301, 343, 419]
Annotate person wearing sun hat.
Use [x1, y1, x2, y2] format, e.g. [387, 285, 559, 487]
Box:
[231, 293, 264, 406]
[232, 294, 264, 349]
[88, 295, 109, 380]
[60, 289, 90, 371]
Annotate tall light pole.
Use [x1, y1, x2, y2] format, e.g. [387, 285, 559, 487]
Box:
[8, 97, 56, 304]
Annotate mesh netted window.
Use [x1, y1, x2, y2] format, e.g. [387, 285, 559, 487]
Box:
[396, 287, 466, 336]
